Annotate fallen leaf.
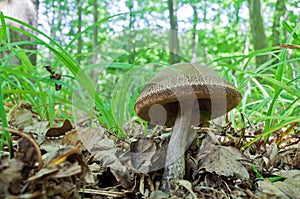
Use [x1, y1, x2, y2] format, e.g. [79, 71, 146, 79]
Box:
[9, 108, 33, 128]
[267, 169, 300, 199]
[52, 162, 82, 178]
[272, 169, 300, 179]
[27, 166, 59, 181]
[130, 135, 157, 173]
[62, 129, 83, 150]
[78, 127, 135, 188]
[149, 190, 169, 199]
[24, 120, 49, 144]
[0, 159, 24, 196]
[177, 180, 197, 199]
[196, 131, 249, 180]
[257, 176, 300, 199]
[49, 147, 80, 165]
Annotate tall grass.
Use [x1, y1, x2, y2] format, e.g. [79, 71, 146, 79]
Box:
[0, 13, 132, 132]
[212, 21, 300, 149]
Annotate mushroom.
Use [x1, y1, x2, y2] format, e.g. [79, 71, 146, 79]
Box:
[134, 63, 241, 192]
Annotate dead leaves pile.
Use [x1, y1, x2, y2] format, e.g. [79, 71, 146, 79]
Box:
[0, 103, 299, 198]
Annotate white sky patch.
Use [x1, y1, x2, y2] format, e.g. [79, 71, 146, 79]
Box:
[178, 5, 194, 20]
[177, 4, 193, 31]
[287, 3, 300, 14]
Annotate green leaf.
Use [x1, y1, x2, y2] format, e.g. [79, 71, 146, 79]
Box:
[282, 21, 300, 43]
[242, 117, 300, 150]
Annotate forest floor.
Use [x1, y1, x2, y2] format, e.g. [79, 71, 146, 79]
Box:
[0, 103, 299, 199]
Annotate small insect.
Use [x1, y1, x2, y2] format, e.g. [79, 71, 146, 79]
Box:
[279, 44, 300, 50]
[45, 65, 62, 91]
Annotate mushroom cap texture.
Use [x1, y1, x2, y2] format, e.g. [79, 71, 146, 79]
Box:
[134, 63, 242, 127]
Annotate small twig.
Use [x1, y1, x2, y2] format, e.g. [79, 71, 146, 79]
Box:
[275, 122, 298, 145]
[244, 188, 258, 199]
[0, 127, 43, 170]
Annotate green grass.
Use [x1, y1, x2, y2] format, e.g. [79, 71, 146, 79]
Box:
[212, 21, 299, 148]
[0, 12, 128, 154]
[0, 81, 11, 156]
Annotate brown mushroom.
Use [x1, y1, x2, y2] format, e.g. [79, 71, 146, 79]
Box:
[134, 63, 241, 192]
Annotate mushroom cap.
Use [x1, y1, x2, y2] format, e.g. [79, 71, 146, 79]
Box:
[134, 63, 242, 127]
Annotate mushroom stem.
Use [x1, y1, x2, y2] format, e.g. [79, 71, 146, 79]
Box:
[163, 99, 197, 192]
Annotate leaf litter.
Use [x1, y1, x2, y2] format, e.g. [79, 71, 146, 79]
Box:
[0, 103, 299, 198]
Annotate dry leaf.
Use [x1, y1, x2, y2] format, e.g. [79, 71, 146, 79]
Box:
[0, 159, 24, 197]
[177, 180, 197, 199]
[24, 120, 49, 144]
[78, 127, 135, 188]
[10, 108, 33, 128]
[149, 190, 169, 199]
[257, 174, 300, 199]
[130, 135, 157, 173]
[269, 170, 300, 199]
[196, 132, 249, 179]
[52, 162, 82, 178]
[27, 166, 59, 181]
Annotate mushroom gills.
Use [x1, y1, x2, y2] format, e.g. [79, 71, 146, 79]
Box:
[147, 99, 212, 127]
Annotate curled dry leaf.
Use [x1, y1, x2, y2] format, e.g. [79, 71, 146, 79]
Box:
[9, 108, 33, 129]
[257, 172, 300, 199]
[27, 166, 59, 181]
[176, 180, 197, 199]
[130, 135, 161, 173]
[78, 127, 136, 188]
[52, 162, 82, 178]
[23, 120, 49, 144]
[0, 159, 24, 197]
[149, 190, 169, 199]
[195, 131, 250, 180]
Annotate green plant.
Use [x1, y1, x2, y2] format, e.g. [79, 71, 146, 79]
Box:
[0, 12, 145, 138]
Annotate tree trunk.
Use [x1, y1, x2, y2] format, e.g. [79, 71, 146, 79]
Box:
[92, 0, 99, 63]
[127, 0, 136, 64]
[0, 0, 38, 65]
[272, 0, 287, 47]
[191, 1, 198, 63]
[168, 0, 180, 64]
[77, 0, 83, 64]
[91, 0, 100, 82]
[248, 0, 269, 66]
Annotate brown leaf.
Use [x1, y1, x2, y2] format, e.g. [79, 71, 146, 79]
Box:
[42, 145, 80, 166]
[130, 135, 157, 173]
[52, 162, 82, 178]
[17, 137, 39, 171]
[0, 159, 24, 196]
[61, 129, 85, 151]
[149, 190, 169, 199]
[23, 120, 49, 144]
[9, 108, 33, 128]
[27, 166, 59, 181]
[48, 147, 80, 165]
[177, 180, 197, 199]
[258, 173, 300, 199]
[196, 132, 249, 179]
[78, 127, 135, 188]
[46, 119, 73, 138]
